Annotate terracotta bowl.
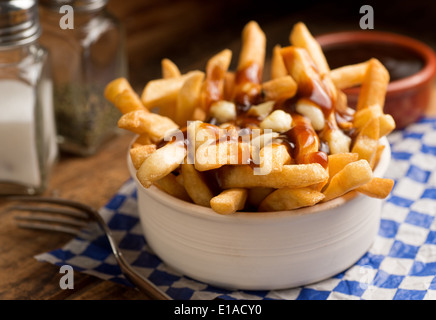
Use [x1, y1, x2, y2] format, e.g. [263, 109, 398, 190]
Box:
[129, 137, 391, 291]
[316, 31, 436, 129]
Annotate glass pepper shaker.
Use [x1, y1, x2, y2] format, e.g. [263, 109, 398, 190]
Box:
[39, 0, 128, 156]
[0, 0, 58, 195]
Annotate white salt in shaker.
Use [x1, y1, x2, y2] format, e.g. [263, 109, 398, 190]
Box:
[0, 0, 58, 195]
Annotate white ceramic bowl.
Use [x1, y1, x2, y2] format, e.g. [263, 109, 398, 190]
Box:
[128, 137, 391, 291]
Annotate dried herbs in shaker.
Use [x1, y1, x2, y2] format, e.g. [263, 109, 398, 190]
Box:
[39, 0, 128, 156]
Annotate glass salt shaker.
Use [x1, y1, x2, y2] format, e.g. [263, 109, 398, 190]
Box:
[39, 0, 128, 156]
[0, 0, 58, 195]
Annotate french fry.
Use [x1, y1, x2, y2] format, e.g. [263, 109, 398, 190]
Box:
[105, 77, 146, 114]
[195, 140, 252, 171]
[330, 61, 370, 90]
[289, 22, 339, 100]
[271, 44, 288, 79]
[130, 144, 157, 170]
[237, 21, 266, 74]
[141, 70, 203, 110]
[378, 113, 396, 137]
[175, 172, 184, 186]
[219, 163, 328, 189]
[203, 49, 232, 110]
[210, 188, 248, 215]
[246, 187, 274, 208]
[175, 71, 205, 126]
[281, 44, 337, 103]
[259, 187, 325, 211]
[354, 109, 394, 142]
[118, 110, 179, 141]
[261, 75, 297, 101]
[322, 159, 373, 202]
[286, 113, 319, 163]
[161, 58, 181, 79]
[280, 46, 319, 90]
[233, 21, 266, 105]
[321, 75, 338, 102]
[104, 77, 131, 104]
[334, 97, 354, 131]
[356, 58, 390, 111]
[371, 144, 385, 170]
[353, 106, 394, 140]
[351, 116, 380, 163]
[131, 134, 153, 147]
[356, 177, 394, 199]
[290, 22, 330, 76]
[181, 164, 215, 207]
[136, 141, 186, 188]
[353, 104, 382, 130]
[223, 71, 235, 101]
[323, 113, 351, 154]
[327, 153, 359, 182]
[186, 120, 220, 152]
[311, 179, 329, 193]
[154, 172, 191, 202]
[250, 130, 279, 151]
[256, 143, 292, 174]
[192, 107, 207, 121]
[113, 89, 146, 114]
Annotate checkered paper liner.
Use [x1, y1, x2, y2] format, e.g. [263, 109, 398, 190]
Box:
[36, 117, 436, 300]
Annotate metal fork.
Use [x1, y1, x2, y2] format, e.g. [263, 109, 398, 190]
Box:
[3, 195, 172, 300]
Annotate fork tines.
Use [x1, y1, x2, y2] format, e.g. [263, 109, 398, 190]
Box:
[2, 195, 173, 300]
[9, 204, 90, 235]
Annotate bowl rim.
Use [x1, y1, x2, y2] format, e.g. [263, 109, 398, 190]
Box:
[315, 30, 436, 95]
[129, 136, 391, 221]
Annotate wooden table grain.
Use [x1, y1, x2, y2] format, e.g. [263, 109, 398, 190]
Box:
[1, 0, 436, 300]
[0, 131, 153, 300]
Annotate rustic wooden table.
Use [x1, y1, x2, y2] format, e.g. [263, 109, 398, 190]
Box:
[1, 0, 436, 300]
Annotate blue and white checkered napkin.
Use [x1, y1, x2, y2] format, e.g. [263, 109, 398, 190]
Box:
[36, 117, 436, 300]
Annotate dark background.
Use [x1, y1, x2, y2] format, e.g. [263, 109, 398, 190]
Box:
[106, 0, 436, 91]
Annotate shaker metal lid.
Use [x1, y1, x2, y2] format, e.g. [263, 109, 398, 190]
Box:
[0, 0, 41, 47]
[39, 0, 108, 12]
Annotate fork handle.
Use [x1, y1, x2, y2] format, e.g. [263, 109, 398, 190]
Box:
[117, 255, 173, 300]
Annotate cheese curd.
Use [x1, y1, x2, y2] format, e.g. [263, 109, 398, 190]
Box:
[260, 110, 292, 133]
[209, 100, 237, 123]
